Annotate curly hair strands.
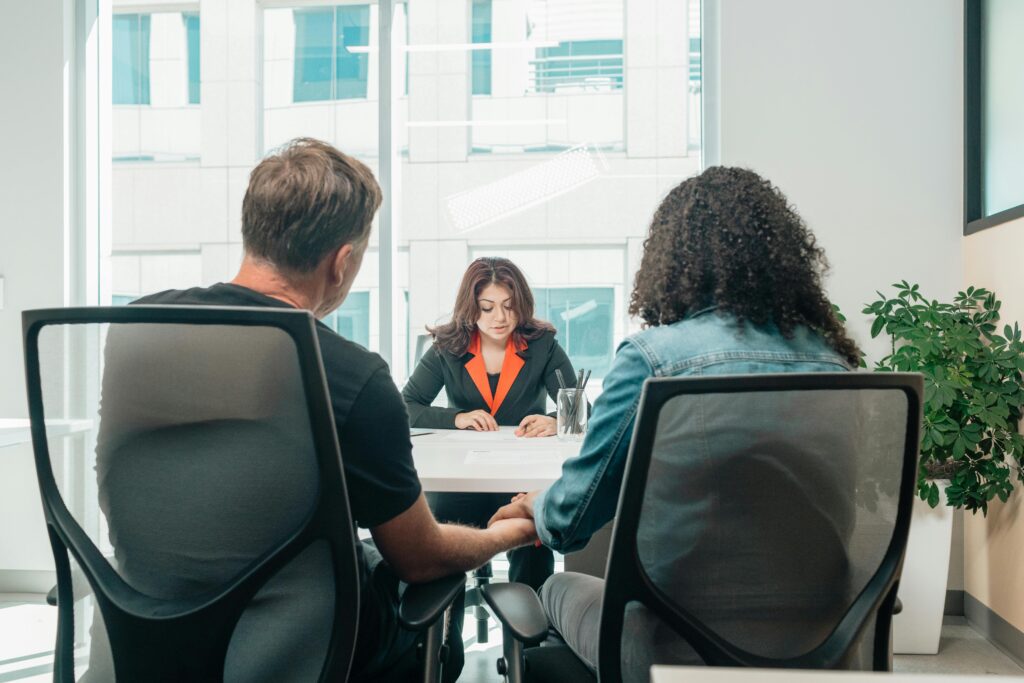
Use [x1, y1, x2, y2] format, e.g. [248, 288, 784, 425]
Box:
[429, 257, 554, 356]
[628, 166, 860, 366]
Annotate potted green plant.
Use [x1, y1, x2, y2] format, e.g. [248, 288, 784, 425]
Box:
[862, 281, 1024, 654]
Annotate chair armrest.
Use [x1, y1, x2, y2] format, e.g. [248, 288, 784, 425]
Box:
[398, 573, 466, 632]
[480, 582, 548, 647]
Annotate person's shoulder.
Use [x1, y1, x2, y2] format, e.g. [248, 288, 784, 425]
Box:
[315, 325, 390, 376]
[527, 326, 559, 351]
[132, 288, 199, 305]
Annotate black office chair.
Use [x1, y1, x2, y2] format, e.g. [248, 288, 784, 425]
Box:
[484, 372, 922, 682]
[23, 306, 464, 682]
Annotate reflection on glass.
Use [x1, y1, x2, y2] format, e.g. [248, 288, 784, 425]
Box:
[112, 10, 201, 162]
[472, 0, 493, 95]
[107, 1, 701, 396]
[323, 290, 371, 349]
[537, 287, 615, 378]
[293, 5, 371, 102]
[185, 13, 201, 105]
[113, 14, 150, 105]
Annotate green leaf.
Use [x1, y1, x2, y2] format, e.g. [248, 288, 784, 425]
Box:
[870, 316, 886, 339]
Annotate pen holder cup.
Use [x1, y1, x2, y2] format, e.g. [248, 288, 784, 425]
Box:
[557, 388, 588, 442]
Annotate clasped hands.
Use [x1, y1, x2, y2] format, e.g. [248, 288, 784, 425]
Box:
[454, 411, 557, 438]
[488, 491, 541, 546]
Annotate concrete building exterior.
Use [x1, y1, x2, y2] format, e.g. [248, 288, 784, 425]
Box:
[109, 0, 702, 382]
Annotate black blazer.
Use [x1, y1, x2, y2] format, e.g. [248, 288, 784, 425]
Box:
[402, 330, 580, 428]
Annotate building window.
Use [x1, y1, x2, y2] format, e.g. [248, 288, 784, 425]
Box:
[113, 14, 151, 105]
[535, 287, 615, 378]
[472, 0, 493, 96]
[323, 290, 371, 348]
[293, 5, 370, 103]
[533, 39, 624, 93]
[689, 37, 701, 87]
[184, 13, 201, 104]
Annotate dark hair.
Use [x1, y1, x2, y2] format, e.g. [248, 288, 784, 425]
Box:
[629, 166, 860, 366]
[429, 258, 554, 355]
[241, 137, 382, 274]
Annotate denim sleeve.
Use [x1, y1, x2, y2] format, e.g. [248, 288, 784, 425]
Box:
[533, 338, 652, 553]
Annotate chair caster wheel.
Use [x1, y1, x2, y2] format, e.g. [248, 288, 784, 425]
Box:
[497, 657, 507, 675]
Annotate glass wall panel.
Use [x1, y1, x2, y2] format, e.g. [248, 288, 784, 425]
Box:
[405, 0, 701, 392]
[107, 0, 701, 394]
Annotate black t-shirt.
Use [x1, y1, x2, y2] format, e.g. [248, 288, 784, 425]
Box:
[86, 284, 423, 681]
[135, 282, 423, 529]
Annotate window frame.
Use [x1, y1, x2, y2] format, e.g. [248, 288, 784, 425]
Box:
[963, 0, 1024, 235]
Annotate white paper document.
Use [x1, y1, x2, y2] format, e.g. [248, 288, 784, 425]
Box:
[464, 449, 562, 465]
[440, 429, 521, 443]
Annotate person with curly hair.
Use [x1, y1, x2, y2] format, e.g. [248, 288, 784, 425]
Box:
[488, 166, 860, 678]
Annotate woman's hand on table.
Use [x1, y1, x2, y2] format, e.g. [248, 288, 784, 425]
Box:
[454, 410, 499, 431]
[515, 414, 556, 438]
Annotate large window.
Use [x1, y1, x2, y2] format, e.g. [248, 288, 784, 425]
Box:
[108, 0, 702, 391]
[965, 0, 1024, 233]
[293, 5, 371, 102]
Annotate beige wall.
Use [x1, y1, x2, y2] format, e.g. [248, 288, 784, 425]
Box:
[963, 215, 1024, 632]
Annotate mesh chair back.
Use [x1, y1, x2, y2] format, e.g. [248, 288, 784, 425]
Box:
[599, 373, 921, 682]
[22, 306, 360, 682]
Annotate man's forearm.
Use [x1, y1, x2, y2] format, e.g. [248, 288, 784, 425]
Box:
[414, 522, 531, 582]
[440, 523, 522, 572]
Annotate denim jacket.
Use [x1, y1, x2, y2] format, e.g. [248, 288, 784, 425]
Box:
[533, 308, 852, 552]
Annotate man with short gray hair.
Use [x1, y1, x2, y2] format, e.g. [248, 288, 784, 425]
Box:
[116, 138, 537, 681]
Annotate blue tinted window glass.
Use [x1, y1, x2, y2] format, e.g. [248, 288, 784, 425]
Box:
[113, 14, 151, 105]
[336, 5, 370, 99]
[472, 0, 492, 95]
[323, 291, 371, 348]
[689, 37, 701, 85]
[112, 295, 136, 306]
[535, 39, 623, 93]
[293, 8, 334, 102]
[184, 13, 201, 104]
[535, 287, 614, 378]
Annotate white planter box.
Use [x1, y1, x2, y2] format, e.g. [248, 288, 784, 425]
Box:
[892, 487, 954, 654]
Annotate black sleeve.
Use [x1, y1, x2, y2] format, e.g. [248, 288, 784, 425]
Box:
[543, 338, 591, 418]
[401, 344, 461, 429]
[338, 366, 422, 528]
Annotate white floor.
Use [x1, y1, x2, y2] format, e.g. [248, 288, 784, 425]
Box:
[1, 596, 1021, 682]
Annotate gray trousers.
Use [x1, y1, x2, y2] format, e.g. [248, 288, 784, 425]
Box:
[540, 571, 702, 683]
[540, 572, 604, 671]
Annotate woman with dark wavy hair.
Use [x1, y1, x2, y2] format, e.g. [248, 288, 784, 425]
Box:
[488, 166, 860, 678]
[403, 256, 582, 592]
